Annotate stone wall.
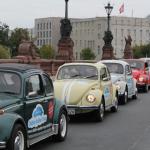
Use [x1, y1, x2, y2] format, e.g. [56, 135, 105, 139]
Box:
[0, 58, 96, 76]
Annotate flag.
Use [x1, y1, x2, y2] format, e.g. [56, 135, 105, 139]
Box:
[119, 3, 124, 14]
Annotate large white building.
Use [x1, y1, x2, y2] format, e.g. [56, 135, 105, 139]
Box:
[34, 17, 61, 51]
[34, 16, 150, 60]
[71, 16, 150, 60]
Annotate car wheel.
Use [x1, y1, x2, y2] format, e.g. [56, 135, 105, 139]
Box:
[111, 96, 118, 112]
[121, 90, 128, 105]
[7, 124, 26, 150]
[144, 84, 148, 93]
[132, 90, 138, 100]
[94, 100, 105, 122]
[53, 110, 68, 142]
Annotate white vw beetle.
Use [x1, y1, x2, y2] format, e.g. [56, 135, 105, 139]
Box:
[98, 60, 137, 104]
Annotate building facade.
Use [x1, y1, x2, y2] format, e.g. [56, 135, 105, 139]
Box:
[71, 16, 150, 60]
[34, 17, 62, 51]
[34, 16, 150, 60]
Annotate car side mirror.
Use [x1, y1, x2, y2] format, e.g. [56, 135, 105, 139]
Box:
[102, 77, 108, 81]
[26, 91, 37, 99]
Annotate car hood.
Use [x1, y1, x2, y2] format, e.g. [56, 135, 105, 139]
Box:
[0, 94, 20, 109]
[54, 79, 98, 105]
[111, 74, 124, 83]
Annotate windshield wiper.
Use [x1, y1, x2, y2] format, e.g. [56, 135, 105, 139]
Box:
[70, 74, 80, 78]
[0, 91, 17, 95]
[84, 75, 98, 79]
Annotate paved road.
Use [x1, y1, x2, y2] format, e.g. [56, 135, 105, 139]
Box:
[30, 91, 150, 150]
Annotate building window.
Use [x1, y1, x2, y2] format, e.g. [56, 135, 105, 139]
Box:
[98, 33, 101, 39]
[37, 24, 39, 30]
[98, 24, 101, 30]
[98, 45, 100, 54]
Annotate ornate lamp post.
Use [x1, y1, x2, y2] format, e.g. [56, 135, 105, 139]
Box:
[101, 2, 115, 60]
[56, 0, 74, 60]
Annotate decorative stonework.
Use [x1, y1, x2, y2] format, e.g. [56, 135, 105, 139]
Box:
[102, 31, 115, 60]
[56, 0, 74, 60]
[15, 40, 39, 60]
[124, 35, 133, 59]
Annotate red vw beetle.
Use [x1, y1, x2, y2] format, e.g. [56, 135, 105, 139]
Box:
[123, 59, 150, 92]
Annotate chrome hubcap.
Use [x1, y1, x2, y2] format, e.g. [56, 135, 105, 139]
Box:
[14, 131, 24, 150]
[60, 114, 67, 137]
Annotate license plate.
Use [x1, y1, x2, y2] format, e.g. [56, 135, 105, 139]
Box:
[68, 109, 75, 115]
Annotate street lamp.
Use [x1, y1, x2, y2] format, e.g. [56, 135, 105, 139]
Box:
[101, 2, 114, 60]
[105, 3, 113, 31]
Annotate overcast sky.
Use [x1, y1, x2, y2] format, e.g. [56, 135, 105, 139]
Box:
[0, 0, 150, 29]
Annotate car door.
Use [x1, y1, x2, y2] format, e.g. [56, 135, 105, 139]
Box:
[125, 65, 134, 96]
[100, 67, 113, 107]
[24, 74, 53, 138]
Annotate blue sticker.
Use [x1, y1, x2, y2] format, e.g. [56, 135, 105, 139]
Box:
[28, 104, 47, 129]
[104, 87, 110, 100]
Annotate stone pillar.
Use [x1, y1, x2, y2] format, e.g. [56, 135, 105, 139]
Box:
[56, 0, 74, 60]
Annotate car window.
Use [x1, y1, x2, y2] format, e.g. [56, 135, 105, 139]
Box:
[43, 74, 54, 95]
[57, 65, 98, 80]
[103, 63, 124, 74]
[125, 65, 132, 75]
[0, 72, 21, 95]
[25, 75, 44, 98]
[100, 68, 108, 80]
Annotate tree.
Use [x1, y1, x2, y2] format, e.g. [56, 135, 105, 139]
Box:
[80, 48, 96, 60]
[0, 44, 11, 59]
[133, 44, 150, 58]
[0, 23, 9, 46]
[39, 45, 55, 59]
[9, 28, 30, 56]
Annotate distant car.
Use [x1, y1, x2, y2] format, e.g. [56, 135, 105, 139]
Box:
[99, 60, 137, 104]
[0, 63, 68, 150]
[123, 59, 150, 92]
[54, 62, 118, 122]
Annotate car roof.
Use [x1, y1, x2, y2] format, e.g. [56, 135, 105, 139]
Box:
[59, 62, 106, 69]
[99, 59, 129, 66]
[123, 59, 146, 63]
[0, 63, 41, 73]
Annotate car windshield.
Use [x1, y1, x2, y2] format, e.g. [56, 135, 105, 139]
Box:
[0, 72, 21, 95]
[103, 63, 124, 74]
[125, 60, 144, 69]
[57, 65, 98, 80]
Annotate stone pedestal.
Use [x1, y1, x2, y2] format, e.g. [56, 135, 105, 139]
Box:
[102, 45, 114, 60]
[56, 37, 74, 60]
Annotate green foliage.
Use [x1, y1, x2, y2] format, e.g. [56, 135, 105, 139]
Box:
[9, 28, 30, 56]
[39, 45, 55, 59]
[133, 44, 150, 58]
[80, 48, 96, 60]
[0, 45, 11, 59]
[0, 23, 9, 46]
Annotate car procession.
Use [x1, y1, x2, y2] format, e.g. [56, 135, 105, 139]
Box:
[0, 58, 150, 150]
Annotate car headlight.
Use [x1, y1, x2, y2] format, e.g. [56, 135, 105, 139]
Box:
[0, 109, 4, 115]
[139, 77, 144, 82]
[116, 84, 121, 90]
[86, 94, 96, 103]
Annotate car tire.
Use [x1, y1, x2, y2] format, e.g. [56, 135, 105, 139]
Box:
[7, 124, 26, 150]
[53, 110, 68, 142]
[94, 100, 105, 122]
[144, 84, 148, 93]
[111, 96, 118, 112]
[132, 90, 138, 100]
[121, 89, 128, 105]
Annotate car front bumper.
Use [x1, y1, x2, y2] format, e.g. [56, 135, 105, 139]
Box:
[0, 141, 6, 149]
[67, 105, 99, 115]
